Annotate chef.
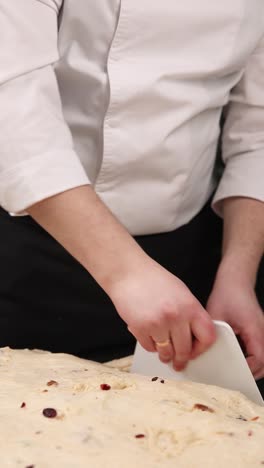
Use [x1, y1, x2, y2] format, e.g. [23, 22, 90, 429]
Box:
[0, 1, 263, 385]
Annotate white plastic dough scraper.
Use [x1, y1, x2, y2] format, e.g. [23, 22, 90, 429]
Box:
[131, 320, 263, 405]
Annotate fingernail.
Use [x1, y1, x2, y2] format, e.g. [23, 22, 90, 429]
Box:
[173, 362, 187, 372]
[177, 355, 188, 362]
[160, 356, 172, 363]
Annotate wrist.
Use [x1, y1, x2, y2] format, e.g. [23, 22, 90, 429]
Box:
[96, 245, 152, 297]
[216, 253, 257, 288]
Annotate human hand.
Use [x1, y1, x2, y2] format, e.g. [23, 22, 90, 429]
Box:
[207, 266, 264, 380]
[108, 258, 216, 371]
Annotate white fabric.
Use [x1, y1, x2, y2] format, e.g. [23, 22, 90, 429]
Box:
[1, 1, 264, 234]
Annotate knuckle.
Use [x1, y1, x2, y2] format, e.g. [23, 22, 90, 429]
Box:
[147, 317, 162, 331]
[181, 299, 199, 317]
[143, 342, 156, 353]
[161, 303, 180, 321]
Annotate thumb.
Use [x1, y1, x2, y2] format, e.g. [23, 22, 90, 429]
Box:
[240, 326, 263, 376]
[246, 356, 262, 377]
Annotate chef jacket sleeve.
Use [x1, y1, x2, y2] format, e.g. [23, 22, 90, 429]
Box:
[213, 33, 264, 214]
[0, 0, 90, 214]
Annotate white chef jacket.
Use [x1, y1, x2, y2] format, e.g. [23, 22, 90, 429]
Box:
[0, 0, 264, 235]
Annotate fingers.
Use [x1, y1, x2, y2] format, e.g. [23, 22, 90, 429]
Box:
[170, 322, 192, 371]
[241, 326, 264, 379]
[128, 326, 156, 352]
[128, 302, 216, 368]
[190, 314, 216, 360]
[153, 336, 174, 363]
[246, 356, 261, 376]
[153, 312, 214, 369]
[254, 368, 264, 381]
[247, 356, 264, 381]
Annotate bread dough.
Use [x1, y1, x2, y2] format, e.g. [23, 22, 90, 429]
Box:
[1, 347, 264, 468]
[105, 355, 133, 372]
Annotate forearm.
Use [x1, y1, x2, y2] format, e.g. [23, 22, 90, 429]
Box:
[207, 197, 264, 377]
[219, 197, 264, 285]
[27, 186, 149, 295]
[28, 186, 216, 366]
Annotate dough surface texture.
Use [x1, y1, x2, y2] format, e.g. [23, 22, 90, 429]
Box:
[1, 347, 264, 468]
